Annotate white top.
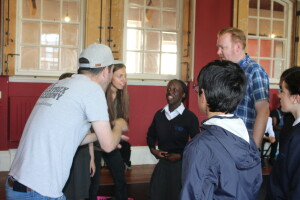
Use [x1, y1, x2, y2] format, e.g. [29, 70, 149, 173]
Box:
[293, 117, 300, 126]
[162, 103, 185, 120]
[204, 114, 250, 143]
[9, 74, 109, 198]
[265, 117, 275, 138]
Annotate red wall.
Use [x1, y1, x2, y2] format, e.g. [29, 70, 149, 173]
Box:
[3, 0, 269, 150]
[187, 0, 234, 121]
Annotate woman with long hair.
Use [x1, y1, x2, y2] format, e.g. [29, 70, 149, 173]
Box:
[90, 63, 130, 200]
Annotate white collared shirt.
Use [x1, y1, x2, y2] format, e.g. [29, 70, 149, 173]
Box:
[162, 103, 185, 121]
[293, 117, 300, 126]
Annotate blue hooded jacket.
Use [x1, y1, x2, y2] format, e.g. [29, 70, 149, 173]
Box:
[180, 115, 262, 200]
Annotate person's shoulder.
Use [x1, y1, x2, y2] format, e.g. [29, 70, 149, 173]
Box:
[248, 59, 268, 74]
[154, 108, 165, 116]
[185, 130, 216, 154]
[189, 128, 215, 144]
[183, 108, 198, 117]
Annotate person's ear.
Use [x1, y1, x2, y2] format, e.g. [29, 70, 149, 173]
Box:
[102, 66, 109, 77]
[293, 94, 300, 104]
[235, 42, 242, 52]
[199, 89, 206, 102]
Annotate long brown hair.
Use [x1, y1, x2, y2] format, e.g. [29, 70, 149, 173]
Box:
[106, 63, 130, 123]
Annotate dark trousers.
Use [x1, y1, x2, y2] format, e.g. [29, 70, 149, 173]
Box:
[102, 149, 128, 200]
[89, 150, 102, 200]
[89, 149, 128, 200]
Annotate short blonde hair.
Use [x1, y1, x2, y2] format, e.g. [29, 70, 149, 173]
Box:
[218, 27, 246, 49]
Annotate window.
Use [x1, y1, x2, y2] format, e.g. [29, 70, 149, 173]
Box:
[247, 0, 292, 84]
[15, 0, 84, 76]
[124, 0, 183, 80]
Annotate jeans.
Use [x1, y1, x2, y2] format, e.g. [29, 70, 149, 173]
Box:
[6, 176, 66, 200]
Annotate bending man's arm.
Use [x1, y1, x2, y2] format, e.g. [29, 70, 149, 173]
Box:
[92, 118, 128, 153]
[81, 133, 97, 145]
[253, 100, 270, 147]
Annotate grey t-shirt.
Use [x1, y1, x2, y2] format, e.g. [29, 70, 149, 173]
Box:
[9, 74, 109, 198]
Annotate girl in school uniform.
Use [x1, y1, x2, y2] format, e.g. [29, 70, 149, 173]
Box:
[266, 70, 300, 199]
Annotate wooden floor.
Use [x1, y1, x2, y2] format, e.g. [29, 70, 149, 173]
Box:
[0, 164, 154, 200]
[0, 164, 272, 200]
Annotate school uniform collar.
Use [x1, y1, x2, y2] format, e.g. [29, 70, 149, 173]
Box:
[293, 117, 300, 126]
[162, 103, 185, 120]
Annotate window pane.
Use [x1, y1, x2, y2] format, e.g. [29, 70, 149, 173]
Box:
[162, 32, 177, 53]
[273, 20, 284, 38]
[22, 22, 40, 44]
[61, 48, 77, 70]
[163, 11, 176, 30]
[260, 59, 271, 76]
[249, 8, 258, 17]
[62, 24, 79, 46]
[273, 2, 284, 19]
[249, 0, 257, 9]
[145, 31, 160, 51]
[145, 9, 160, 28]
[273, 60, 284, 79]
[127, 29, 143, 50]
[126, 52, 142, 73]
[43, 0, 60, 21]
[274, 40, 285, 58]
[41, 24, 60, 45]
[248, 18, 257, 35]
[260, 40, 271, 57]
[63, 0, 80, 22]
[20, 46, 39, 70]
[259, 19, 270, 36]
[248, 39, 258, 57]
[41, 47, 59, 70]
[22, 0, 41, 19]
[128, 7, 144, 27]
[161, 53, 176, 75]
[129, 0, 145, 6]
[125, 0, 180, 79]
[163, 0, 177, 9]
[260, 0, 271, 18]
[148, 0, 161, 8]
[144, 53, 159, 74]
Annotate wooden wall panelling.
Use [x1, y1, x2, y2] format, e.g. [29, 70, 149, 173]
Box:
[3, 0, 17, 75]
[85, 0, 124, 60]
[85, 0, 101, 46]
[181, 0, 193, 81]
[233, 0, 249, 49]
[109, 0, 124, 61]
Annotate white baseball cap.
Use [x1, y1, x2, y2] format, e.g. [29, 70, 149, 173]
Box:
[78, 43, 118, 68]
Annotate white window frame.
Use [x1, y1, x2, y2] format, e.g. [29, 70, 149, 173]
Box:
[123, 0, 184, 81]
[14, 0, 85, 77]
[247, 0, 293, 85]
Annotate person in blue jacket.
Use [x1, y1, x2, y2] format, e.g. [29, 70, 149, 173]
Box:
[266, 70, 300, 199]
[180, 60, 262, 200]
